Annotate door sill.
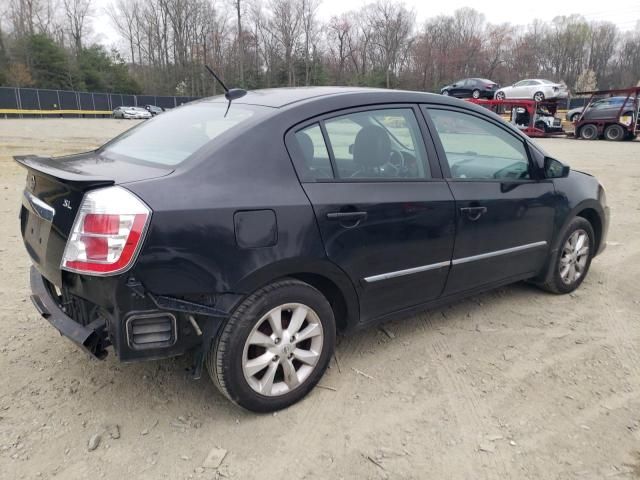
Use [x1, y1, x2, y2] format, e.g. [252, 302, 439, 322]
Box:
[351, 271, 537, 332]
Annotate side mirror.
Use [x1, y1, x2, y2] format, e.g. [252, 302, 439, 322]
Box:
[452, 84, 457, 87]
[544, 157, 570, 178]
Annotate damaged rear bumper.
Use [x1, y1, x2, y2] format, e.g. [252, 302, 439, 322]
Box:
[29, 266, 109, 359]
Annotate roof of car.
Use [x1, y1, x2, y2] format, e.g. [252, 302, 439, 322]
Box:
[200, 86, 439, 108]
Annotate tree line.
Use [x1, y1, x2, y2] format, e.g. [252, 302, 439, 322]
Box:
[1, 0, 639, 97]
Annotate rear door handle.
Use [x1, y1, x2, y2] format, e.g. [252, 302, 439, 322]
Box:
[326, 211, 368, 221]
[460, 206, 487, 221]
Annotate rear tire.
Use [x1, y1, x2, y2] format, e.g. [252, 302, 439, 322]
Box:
[538, 217, 595, 294]
[604, 124, 625, 141]
[570, 113, 580, 122]
[579, 124, 598, 140]
[441, 90, 450, 96]
[207, 278, 336, 412]
[495, 91, 506, 100]
[533, 91, 545, 102]
[472, 89, 481, 99]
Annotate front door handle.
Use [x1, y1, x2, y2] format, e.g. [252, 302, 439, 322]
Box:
[460, 206, 487, 221]
[326, 211, 368, 221]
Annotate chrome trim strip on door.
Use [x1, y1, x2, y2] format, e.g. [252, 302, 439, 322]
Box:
[22, 190, 55, 222]
[363, 241, 548, 283]
[364, 261, 451, 283]
[451, 241, 548, 266]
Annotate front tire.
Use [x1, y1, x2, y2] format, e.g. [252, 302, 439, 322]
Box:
[472, 89, 481, 99]
[579, 123, 599, 140]
[207, 279, 336, 412]
[538, 217, 595, 294]
[441, 90, 450, 96]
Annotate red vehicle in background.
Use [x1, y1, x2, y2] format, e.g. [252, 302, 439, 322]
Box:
[572, 87, 640, 141]
[466, 98, 564, 138]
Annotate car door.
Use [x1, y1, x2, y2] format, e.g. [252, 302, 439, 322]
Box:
[449, 80, 464, 97]
[454, 79, 471, 98]
[519, 80, 538, 98]
[507, 80, 527, 98]
[422, 105, 555, 295]
[286, 106, 456, 323]
[584, 99, 614, 120]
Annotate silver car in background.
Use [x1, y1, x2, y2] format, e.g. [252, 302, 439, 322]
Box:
[495, 79, 569, 102]
[113, 106, 152, 120]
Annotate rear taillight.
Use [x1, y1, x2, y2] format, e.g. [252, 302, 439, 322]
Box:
[61, 186, 151, 276]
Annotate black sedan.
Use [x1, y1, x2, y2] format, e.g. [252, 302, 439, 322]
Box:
[144, 104, 165, 116]
[18, 87, 609, 412]
[440, 78, 499, 99]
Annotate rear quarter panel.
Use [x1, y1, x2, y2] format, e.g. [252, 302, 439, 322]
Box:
[124, 117, 327, 296]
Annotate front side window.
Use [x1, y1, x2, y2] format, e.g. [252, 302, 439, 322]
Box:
[322, 108, 430, 180]
[102, 102, 263, 166]
[428, 109, 531, 180]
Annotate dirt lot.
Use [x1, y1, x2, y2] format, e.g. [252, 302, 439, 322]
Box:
[1, 119, 639, 480]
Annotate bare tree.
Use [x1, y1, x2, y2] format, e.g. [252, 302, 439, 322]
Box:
[268, 0, 302, 86]
[107, 0, 139, 63]
[300, 0, 319, 85]
[327, 14, 352, 84]
[369, 1, 414, 88]
[232, 0, 244, 85]
[63, 0, 91, 52]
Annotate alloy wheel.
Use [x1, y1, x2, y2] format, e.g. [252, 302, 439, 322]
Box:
[242, 303, 324, 397]
[559, 229, 590, 285]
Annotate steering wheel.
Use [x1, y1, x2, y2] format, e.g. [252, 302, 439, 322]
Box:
[493, 161, 529, 180]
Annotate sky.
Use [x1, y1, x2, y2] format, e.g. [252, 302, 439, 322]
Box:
[91, 0, 640, 50]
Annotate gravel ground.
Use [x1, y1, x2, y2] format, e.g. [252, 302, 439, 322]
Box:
[1, 119, 639, 480]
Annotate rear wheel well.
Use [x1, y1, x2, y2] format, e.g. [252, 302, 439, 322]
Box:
[576, 208, 602, 252]
[288, 273, 348, 332]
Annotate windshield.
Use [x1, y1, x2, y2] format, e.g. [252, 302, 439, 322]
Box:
[102, 103, 262, 166]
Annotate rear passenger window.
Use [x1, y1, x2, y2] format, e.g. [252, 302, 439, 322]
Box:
[294, 124, 333, 180]
[323, 108, 430, 180]
[428, 109, 531, 180]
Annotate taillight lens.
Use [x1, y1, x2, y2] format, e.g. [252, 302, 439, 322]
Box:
[61, 186, 151, 275]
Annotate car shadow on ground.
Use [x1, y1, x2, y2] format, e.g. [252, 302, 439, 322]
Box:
[71, 280, 547, 419]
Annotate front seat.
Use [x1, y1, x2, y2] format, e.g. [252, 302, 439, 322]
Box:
[352, 125, 391, 177]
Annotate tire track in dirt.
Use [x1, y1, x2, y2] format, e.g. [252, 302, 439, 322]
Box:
[423, 312, 511, 480]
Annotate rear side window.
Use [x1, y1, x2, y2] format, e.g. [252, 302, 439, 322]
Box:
[323, 108, 430, 180]
[102, 103, 261, 166]
[428, 109, 530, 180]
[294, 124, 333, 179]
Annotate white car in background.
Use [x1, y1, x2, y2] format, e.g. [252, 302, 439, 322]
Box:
[112, 106, 152, 120]
[495, 79, 569, 102]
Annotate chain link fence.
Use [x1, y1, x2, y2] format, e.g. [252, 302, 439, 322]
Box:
[0, 87, 201, 118]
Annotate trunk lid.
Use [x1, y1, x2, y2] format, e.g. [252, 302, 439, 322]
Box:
[16, 152, 171, 285]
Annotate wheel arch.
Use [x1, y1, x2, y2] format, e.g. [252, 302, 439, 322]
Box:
[575, 207, 603, 253]
[534, 201, 604, 285]
[553, 199, 605, 253]
[232, 257, 360, 332]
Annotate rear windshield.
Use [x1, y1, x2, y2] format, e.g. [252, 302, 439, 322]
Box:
[102, 102, 261, 166]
